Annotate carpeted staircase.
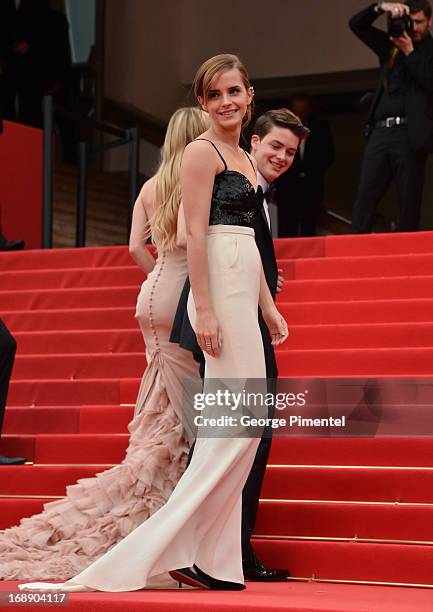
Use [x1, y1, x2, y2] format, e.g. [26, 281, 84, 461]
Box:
[2, 232, 433, 610]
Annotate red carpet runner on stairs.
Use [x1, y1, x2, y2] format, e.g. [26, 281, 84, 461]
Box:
[2, 231, 433, 610]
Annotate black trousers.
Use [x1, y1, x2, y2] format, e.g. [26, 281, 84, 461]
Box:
[188, 311, 277, 564]
[277, 180, 322, 238]
[352, 126, 427, 233]
[0, 319, 16, 435]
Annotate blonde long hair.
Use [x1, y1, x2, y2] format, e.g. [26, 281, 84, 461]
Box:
[151, 107, 209, 250]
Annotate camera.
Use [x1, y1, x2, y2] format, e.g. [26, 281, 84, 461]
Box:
[387, 14, 413, 37]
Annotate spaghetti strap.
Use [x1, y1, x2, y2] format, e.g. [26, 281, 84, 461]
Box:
[243, 150, 255, 172]
[195, 138, 228, 171]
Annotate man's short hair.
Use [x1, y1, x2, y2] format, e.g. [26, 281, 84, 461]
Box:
[252, 108, 310, 142]
[407, 0, 432, 18]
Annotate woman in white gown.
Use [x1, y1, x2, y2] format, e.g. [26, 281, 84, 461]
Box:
[19, 53, 288, 593]
[0, 107, 207, 582]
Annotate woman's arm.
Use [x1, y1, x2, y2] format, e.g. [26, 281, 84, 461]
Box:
[129, 181, 156, 275]
[181, 141, 221, 356]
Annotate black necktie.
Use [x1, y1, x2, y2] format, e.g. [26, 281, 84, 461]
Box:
[261, 190, 272, 234]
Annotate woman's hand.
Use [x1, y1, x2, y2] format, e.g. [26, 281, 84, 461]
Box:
[262, 307, 289, 346]
[195, 309, 222, 357]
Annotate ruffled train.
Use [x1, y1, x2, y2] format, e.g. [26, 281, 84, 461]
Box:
[0, 351, 191, 581]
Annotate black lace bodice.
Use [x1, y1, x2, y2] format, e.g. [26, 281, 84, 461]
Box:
[209, 170, 263, 228]
[196, 139, 263, 229]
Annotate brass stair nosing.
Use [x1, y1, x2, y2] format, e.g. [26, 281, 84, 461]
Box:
[284, 576, 433, 589]
[267, 463, 433, 471]
[254, 534, 433, 546]
[0, 494, 64, 500]
[259, 498, 433, 507]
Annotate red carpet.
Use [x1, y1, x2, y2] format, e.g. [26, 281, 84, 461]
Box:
[2, 231, 433, 609]
[2, 581, 433, 612]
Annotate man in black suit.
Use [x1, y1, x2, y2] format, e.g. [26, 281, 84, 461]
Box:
[350, 0, 433, 233]
[0, 319, 25, 465]
[274, 94, 334, 237]
[170, 109, 309, 581]
[0, 0, 50, 128]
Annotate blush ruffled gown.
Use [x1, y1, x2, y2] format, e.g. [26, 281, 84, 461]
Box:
[0, 246, 200, 582]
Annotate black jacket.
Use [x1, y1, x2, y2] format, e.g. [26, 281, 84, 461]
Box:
[349, 3, 433, 153]
[274, 115, 334, 202]
[170, 202, 279, 379]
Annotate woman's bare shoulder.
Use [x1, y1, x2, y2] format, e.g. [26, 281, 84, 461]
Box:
[183, 138, 221, 173]
[138, 176, 157, 215]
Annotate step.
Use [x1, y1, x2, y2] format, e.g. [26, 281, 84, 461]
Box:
[274, 230, 433, 260]
[262, 465, 433, 504]
[0, 286, 139, 311]
[0, 434, 129, 464]
[269, 438, 433, 467]
[11, 323, 433, 356]
[281, 298, 433, 325]
[0, 498, 56, 530]
[3, 436, 433, 467]
[278, 276, 433, 303]
[0, 465, 112, 496]
[6, 297, 433, 333]
[3, 405, 134, 434]
[277, 347, 433, 376]
[0, 245, 136, 271]
[12, 353, 146, 380]
[2, 496, 433, 543]
[287, 322, 433, 350]
[2, 581, 433, 612]
[255, 500, 433, 541]
[7, 379, 127, 407]
[13, 329, 143, 355]
[3, 463, 433, 504]
[11, 348, 433, 379]
[3, 308, 136, 331]
[0, 266, 144, 290]
[283, 253, 433, 281]
[255, 538, 433, 585]
[5, 276, 433, 312]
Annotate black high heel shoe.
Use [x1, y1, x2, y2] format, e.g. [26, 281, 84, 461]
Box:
[169, 566, 246, 590]
[169, 567, 211, 589]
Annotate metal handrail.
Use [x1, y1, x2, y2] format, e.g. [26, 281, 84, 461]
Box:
[42, 95, 140, 248]
[325, 209, 352, 226]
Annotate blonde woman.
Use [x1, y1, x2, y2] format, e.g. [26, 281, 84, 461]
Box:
[0, 107, 208, 582]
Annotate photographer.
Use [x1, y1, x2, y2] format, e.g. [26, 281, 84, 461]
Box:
[349, 1, 433, 233]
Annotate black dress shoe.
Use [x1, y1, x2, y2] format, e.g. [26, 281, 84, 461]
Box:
[0, 455, 26, 465]
[0, 239, 25, 251]
[169, 566, 245, 590]
[243, 555, 290, 582]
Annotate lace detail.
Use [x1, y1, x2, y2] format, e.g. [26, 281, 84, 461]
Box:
[209, 171, 263, 228]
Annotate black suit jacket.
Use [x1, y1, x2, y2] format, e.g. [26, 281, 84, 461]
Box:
[170, 202, 279, 379]
[274, 115, 334, 203]
[349, 3, 433, 153]
[0, 0, 49, 74]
